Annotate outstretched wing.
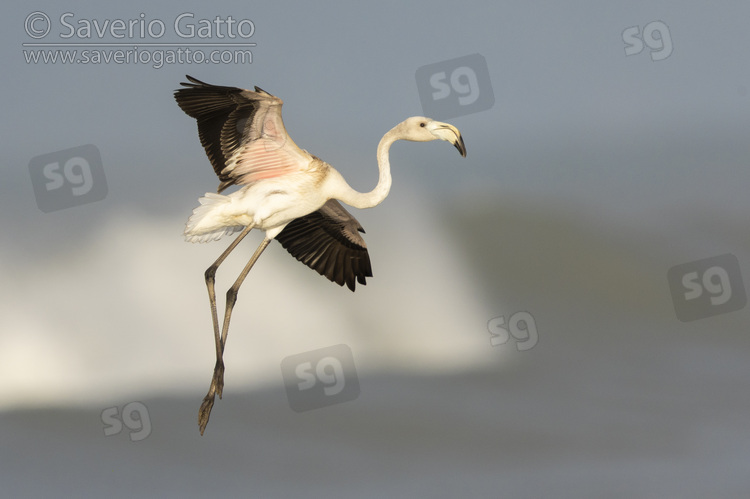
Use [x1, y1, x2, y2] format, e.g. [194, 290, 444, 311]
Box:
[174, 75, 311, 192]
[275, 200, 373, 291]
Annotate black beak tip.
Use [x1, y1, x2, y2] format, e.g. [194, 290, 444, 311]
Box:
[454, 138, 467, 158]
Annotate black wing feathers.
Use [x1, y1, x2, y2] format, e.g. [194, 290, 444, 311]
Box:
[276, 200, 372, 291]
[174, 75, 267, 192]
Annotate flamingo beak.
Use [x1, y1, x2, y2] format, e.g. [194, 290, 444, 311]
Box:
[429, 121, 467, 157]
[452, 129, 467, 158]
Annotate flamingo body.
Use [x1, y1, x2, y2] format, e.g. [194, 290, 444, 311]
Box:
[174, 75, 466, 433]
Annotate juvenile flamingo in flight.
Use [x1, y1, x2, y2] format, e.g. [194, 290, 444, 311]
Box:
[174, 75, 467, 434]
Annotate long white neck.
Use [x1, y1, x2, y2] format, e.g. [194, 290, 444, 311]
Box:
[331, 126, 397, 209]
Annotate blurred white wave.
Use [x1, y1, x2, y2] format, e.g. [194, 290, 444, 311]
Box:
[0, 190, 500, 410]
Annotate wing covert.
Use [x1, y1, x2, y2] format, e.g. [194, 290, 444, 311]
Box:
[275, 200, 372, 291]
[174, 75, 309, 192]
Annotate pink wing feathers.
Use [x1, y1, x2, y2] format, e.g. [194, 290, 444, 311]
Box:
[231, 108, 306, 184]
[174, 75, 310, 192]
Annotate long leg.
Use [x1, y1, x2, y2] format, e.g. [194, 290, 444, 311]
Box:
[220, 237, 272, 347]
[198, 224, 254, 435]
[198, 236, 272, 435]
[205, 225, 254, 382]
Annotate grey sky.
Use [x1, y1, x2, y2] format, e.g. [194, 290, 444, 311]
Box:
[4, 2, 750, 220]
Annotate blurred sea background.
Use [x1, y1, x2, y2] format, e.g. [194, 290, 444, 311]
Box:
[2, 1, 750, 497]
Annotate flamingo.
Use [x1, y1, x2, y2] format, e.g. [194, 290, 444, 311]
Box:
[174, 75, 467, 434]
